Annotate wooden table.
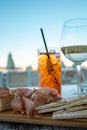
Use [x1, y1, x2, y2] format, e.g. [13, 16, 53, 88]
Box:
[0, 110, 87, 130]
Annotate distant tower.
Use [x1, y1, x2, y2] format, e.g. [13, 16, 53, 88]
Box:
[7, 52, 15, 69]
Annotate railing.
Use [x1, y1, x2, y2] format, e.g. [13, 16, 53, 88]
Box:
[62, 68, 78, 84]
[1, 68, 87, 92]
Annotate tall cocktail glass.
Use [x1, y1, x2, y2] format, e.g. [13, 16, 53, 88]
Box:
[38, 48, 61, 95]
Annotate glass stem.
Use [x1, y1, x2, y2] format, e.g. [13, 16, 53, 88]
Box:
[76, 64, 81, 93]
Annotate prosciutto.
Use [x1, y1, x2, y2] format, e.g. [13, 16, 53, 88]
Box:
[10, 87, 62, 117]
[11, 94, 25, 114]
[31, 87, 62, 107]
[22, 96, 34, 117]
[11, 88, 34, 98]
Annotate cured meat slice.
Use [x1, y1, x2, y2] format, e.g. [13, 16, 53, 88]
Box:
[31, 87, 62, 107]
[22, 96, 34, 117]
[11, 95, 25, 114]
[11, 88, 34, 98]
[10, 87, 62, 116]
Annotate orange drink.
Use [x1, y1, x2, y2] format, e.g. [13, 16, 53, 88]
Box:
[38, 48, 61, 95]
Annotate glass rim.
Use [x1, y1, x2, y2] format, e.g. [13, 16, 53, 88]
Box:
[37, 47, 60, 52]
[63, 18, 87, 28]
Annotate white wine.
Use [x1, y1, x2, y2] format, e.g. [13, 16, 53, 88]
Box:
[61, 45, 87, 64]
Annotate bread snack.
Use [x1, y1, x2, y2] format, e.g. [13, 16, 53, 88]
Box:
[35, 94, 87, 119]
[0, 88, 13, 112]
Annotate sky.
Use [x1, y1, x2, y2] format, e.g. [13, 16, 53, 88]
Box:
[0, 0, 87, 69]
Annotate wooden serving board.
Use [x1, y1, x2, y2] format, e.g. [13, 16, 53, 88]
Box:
[0, 110, 87, 128]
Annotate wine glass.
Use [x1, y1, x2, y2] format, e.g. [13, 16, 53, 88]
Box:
[60, 18, 87, 93]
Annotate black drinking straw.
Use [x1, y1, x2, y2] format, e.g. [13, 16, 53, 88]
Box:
[40, 28, 50, 59]
[40, 28, 60, 90]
